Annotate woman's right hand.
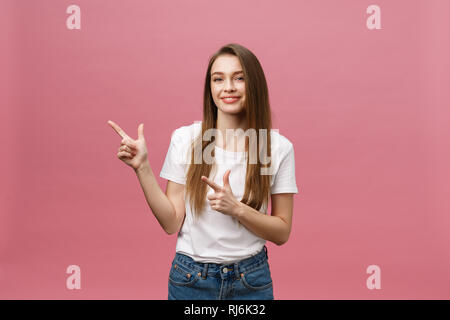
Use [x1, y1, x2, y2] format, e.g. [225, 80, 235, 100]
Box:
[107, 120, 149, 171]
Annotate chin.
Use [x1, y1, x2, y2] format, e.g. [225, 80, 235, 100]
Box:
[219, 103, 245, 115]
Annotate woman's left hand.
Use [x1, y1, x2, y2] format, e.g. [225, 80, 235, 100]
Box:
[201, 170, 242, 217]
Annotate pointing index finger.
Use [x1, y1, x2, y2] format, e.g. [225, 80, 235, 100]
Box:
[108, 120, 130, 139]
[201, 176, 222, 192]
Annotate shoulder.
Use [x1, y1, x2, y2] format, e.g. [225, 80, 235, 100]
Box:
[171, 121, 202, 144]
[270, 129, 294, 156]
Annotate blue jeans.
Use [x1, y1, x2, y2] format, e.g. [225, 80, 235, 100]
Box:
[168, 246, 274, 300]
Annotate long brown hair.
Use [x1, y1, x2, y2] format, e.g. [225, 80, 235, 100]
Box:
[185, 43, 272, 221]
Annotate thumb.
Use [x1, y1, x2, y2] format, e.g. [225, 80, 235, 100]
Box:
[138, 123, 145, 140]
[223, 169, 231, 188]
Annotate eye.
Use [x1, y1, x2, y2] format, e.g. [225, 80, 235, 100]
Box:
[213, 77, 244, 82]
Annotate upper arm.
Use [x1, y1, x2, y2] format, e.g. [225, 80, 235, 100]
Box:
[166, 180, 186, 234]
[270, 193, 294, 242]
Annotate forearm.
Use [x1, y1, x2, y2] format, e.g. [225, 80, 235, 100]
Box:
[134, 162, 176, 234]
[235, 203, 289, 246]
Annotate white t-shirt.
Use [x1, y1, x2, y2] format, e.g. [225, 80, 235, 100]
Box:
[160, 121, 299, 264]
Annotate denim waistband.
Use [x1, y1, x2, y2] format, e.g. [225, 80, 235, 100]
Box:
[173, 245, 269, 280]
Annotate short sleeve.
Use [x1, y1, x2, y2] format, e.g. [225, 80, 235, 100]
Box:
[270, 143, 299, 194]
[159, 129, 188, 185]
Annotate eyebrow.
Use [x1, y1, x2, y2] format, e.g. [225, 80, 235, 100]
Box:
[211, 70, 244, 76]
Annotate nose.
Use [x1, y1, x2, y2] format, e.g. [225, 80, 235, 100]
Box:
[224, 78, 236, 92]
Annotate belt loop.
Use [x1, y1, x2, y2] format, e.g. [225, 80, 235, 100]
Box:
[264, 245, 268, 260]
[234, 262, 240, 279]
[202, 263, 208, 279]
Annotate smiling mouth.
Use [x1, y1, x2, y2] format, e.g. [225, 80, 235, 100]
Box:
[221, 97, 240, 103]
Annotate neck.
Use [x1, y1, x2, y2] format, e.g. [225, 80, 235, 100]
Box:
[215, 110, 248, 152]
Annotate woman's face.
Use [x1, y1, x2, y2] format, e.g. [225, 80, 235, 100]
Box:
[210, 54, 246, 115]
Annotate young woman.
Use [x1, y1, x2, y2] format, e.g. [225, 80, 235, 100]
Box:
[108, 43, 298, 300]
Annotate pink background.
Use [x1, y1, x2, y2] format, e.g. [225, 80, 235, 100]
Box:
[1, 0, 449, 299]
